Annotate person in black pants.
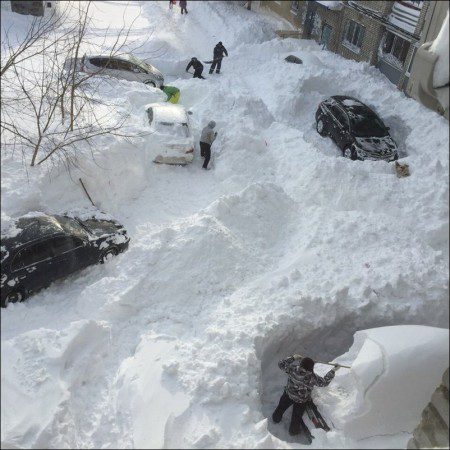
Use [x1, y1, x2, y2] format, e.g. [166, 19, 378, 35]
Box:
[186, 57, 205, 79]
[179, 0, 188, 14]
[273, 392, 311, 439]
[273, 355, 338, 439]
[200, 121, 217, 170]
[209, 41, 228, 74]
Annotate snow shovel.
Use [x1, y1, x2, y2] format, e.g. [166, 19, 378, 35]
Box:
[306, 400, 331, 432]
[315, 360, 351, 369]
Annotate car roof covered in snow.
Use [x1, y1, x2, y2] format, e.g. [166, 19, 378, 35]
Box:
[331, 96, 371, 111]
[144, 102, 188, 123]
[1, 214, 65, 251]
[88, 53, 140, 63]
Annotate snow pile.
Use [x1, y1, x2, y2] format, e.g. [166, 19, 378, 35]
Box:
[330, 326, 449, 441]
[1, 1, 449, 449]
[1, 320, 111, 449]
[430, 10, 449, 111]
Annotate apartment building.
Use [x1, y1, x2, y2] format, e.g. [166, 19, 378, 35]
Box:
[262, 1, 448, 117]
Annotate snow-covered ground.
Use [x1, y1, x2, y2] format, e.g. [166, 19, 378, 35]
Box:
[1, 1, 449, 449]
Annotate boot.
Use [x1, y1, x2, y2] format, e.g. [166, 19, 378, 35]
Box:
[272, 410, 282, 424]
[209, 69, 213, 74]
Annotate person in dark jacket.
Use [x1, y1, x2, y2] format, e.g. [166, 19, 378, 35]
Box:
[179, 0, 188, 14]
[272, 355, 338, 438]
[186, 57, 205, 79]
[209, 41, 228, 74]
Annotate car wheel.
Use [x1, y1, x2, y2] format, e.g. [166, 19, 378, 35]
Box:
[2, 291, 23, 308]
[316, 119, 327, 136]
[100, 247, 119, 264]
[343, 145, 357, 161]
[144, 80, 156, 87]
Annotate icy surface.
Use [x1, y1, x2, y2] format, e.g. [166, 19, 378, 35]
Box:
[1, 1, 449, 449]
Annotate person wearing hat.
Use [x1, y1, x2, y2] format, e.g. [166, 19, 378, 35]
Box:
[186, 57, 205, 79]
[272, 354, 339, 439]
[200, 120, 217, 170]
[209, 41, 228, 74]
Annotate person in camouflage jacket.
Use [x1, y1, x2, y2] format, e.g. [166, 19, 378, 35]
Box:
[272, 355, 338, 436]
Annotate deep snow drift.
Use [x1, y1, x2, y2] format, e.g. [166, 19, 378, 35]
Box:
[1, 1, 449, 449]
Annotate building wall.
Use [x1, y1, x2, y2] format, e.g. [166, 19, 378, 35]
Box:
[407, 368, 449, 449]
[261, 0, 302, 28]
[263, 1, 440, 96]
[405, 0, 449, 118]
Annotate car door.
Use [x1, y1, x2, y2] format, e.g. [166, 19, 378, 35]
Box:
[48, 235, 89, 279]
[329, 105, 350, 147]
[10, 240, 56, 294]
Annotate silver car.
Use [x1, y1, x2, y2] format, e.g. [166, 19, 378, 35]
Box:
[81, 54, 164, 87]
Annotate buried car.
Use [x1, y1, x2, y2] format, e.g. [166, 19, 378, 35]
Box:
[1, 213, 129, 307]
[77, 53, 164, 87]
[145, 102, 195, 165]
[315, 96, 399, 161]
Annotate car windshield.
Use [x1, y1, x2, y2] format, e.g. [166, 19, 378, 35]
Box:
[348, 109, 388, 137]
[155, 121, 189, 138]
[55, 216, 89, 238]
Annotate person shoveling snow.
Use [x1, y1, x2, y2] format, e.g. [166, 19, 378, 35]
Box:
[209, 41, 228, 74]
[160, 85, 180, 104]
[186, 57, 205, 79]
[272, 354, 340, 442]
[200, 120, 217, 170]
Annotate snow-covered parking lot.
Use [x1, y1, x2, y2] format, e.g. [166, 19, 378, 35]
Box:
[1, 1, 449, 448]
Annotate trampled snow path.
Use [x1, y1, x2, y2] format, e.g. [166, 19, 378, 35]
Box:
[1, 1, 449, 449]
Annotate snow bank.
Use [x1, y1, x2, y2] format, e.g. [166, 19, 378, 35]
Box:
[430, 10, 449, 111]
[331, 325, 449, 439]
[1, 320, 111, 449]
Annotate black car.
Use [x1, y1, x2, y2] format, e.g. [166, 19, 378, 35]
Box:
[1, 213, 130, 307]
[315, 96, 399, 161]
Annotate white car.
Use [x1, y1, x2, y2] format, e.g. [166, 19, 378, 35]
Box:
[80, 54, 164, 87]
[145, 103, 195, 165]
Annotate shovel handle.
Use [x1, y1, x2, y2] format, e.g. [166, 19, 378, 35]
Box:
[315, 360, 351, 369]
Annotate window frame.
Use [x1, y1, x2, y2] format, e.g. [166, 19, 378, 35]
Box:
[290, 1, 299, 13]
[11, 241, 54, 272]
[380, 31, 412, 69]
[342, 20, 365, 53]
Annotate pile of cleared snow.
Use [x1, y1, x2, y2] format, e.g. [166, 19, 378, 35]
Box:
[327, 325, 449, 442]
[430, 10, 449, 110]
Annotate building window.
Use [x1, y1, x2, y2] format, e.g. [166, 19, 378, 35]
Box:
[380, 31, 411, 69]
[290, 1, 299, 13]
[342, 20, 365, 54]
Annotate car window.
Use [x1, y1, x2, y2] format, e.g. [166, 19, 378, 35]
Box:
[55, 216, 88, 239]
[49, 236, 75, 256]
[350, 114, 388, 138]
[132, 63, 146, 73]
[115, 59, 134, 72]
[11, 242, 54, 271]
[330, 105, 349, 128]
[147, 107, 153, 125]
[155, 121, 189, 137]
[89, 58, 105, 68]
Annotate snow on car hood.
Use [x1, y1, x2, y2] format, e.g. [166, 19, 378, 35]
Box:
[355, 135, 397, 154]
